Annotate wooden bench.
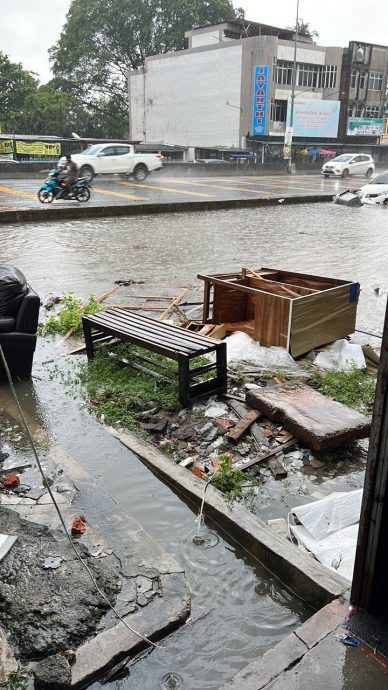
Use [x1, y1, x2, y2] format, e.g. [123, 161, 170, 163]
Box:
[82, 308, 227, 407]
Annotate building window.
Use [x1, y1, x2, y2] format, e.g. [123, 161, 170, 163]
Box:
[359, 72, 366, 89]
[356, 105, 365, 117]
[348, 104, 356, 117]
[270, 99, 287, 122]
[273, 58, 293, 85]
[368, 72, 383, 91]
[350, 70, 357, 89]
[319, 65, 337, 89]
[297, 63, 320, 88]
[365, 105, 380, 118]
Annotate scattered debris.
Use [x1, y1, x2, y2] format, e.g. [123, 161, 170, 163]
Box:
[2, 473, 20, 489]
[226, 410, 261, 443]
[43, 556, 64, 570]
[314, 339, 366, 371]
[71, 515, 87, 535]
[114, 279, 145, 286]
[340, 635, 359, 647]
[33, 652, 72, 689]
[0, 463, 32, 475]
[0, 534, 17, 562]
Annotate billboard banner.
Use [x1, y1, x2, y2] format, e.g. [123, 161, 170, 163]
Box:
[252, 66, 268, 136]
[15, 141, 61, 156]
[0, 140, 13, 155]
[347, 118, 384, 136]
[286, 99, 340, 138]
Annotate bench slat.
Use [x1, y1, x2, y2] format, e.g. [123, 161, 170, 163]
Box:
[90, 308, 220, 348]
[84, 311, 216, 356]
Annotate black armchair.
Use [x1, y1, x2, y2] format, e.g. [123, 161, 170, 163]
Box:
[0, 284, 40, 382]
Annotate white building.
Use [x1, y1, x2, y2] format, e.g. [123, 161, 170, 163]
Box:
[128, 20, 344, 149]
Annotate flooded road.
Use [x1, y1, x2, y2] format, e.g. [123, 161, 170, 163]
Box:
[1, 202, 387, 334]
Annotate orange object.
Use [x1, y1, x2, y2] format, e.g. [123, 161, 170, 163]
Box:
[3, 473, 20, 489]
[71, 515, 86, 535]
[192, 466, 206, 479]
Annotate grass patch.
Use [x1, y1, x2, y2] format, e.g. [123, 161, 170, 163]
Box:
[77, 344, 181, 428]
[40, 293, 103, 336]
[314, 366, 376, 412]
[75, 344, 212, 429]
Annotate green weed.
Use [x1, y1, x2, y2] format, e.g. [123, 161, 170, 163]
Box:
[40, 293, 103, 336]
[4, 671, 30, 690]
[314, 366, 376, 412]
[212, 453, 259, 508]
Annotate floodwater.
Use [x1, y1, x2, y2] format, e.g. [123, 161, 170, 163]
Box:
[1, 202, 387, 687]
[1, 202, 387, 334]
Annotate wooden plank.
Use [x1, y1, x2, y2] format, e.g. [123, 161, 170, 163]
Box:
[159, 288, 188, 320]
[213, 284, 247, 323]
[268, 456, 288, 478]
[245, 267, 299, 298]
[226, 410, 262, 443]
[259, 267, 350, 288]
[236, 438, 297, 471]
[89, 309, 220, 349]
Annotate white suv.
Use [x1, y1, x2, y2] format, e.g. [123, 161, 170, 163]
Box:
[322, 154, 375, 178]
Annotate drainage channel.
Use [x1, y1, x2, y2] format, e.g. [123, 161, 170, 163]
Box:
[3, 373, 312, 690]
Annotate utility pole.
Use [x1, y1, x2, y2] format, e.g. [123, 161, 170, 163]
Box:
[127, 70, 132, 141]
[286, 0, 300, 173]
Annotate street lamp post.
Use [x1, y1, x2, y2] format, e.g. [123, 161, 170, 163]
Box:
[286, 0, 300, 173]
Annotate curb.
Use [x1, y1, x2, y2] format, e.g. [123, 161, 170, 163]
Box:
[0, 194, 333, 225]
[108, 427, 350, 610]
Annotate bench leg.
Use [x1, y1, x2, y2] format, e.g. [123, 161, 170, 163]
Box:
[178, 354, 191, 407]
[216, 342, 227, 393]
[83, 321, 95, 360]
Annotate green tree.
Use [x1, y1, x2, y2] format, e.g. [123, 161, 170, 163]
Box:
[287, 19, 319, 41]
[50, 0, 244, 137]
[0, 51, 38, 132]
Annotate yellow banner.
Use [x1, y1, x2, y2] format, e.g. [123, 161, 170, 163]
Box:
[15, 141, 61, 156]
[0, 140, 14, 155]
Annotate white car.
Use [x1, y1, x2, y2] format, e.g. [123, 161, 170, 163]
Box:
[65, 143, 162, 182]
[322, 154, 375, 179]
[359, 170, 388, 205]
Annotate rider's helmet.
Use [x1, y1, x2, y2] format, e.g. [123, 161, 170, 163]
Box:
[58, 156, 67, 169]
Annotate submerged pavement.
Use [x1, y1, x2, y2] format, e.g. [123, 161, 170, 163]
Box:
[0, 173, 356, 222]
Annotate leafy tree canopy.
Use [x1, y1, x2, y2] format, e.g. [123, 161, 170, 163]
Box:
[50, 0, 244, 135]
[0, 51, 37, 132]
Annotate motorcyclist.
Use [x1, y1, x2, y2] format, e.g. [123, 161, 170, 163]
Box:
[63, 154, 79, 197]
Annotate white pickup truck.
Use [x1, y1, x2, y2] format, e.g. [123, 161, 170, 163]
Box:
[68, 143, 162, 182]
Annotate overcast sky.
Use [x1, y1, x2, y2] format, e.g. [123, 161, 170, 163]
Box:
[1, 0, 387, 83]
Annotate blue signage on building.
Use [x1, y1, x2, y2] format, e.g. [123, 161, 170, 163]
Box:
[252, 66, 268, 136]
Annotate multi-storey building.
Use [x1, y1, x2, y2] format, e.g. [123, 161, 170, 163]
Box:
[128, 20, 388, 152]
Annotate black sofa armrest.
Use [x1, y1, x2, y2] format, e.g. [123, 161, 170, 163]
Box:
[15, 287, 40, 333]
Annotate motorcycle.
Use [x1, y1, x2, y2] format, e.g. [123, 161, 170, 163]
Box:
[37, 168, 91, 204]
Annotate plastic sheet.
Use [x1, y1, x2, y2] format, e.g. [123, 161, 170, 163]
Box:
[0, 264, 27, 317]
[314, 339, 366, 371]
[225, 331, 296, 369]
[289, 490, 363, 580]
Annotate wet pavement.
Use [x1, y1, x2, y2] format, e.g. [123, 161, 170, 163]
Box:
[0, 172, 359, 209]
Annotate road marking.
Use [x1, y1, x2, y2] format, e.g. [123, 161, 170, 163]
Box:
[93, 187, 146, 201]
[0, 185, 36, 200]
[163, 179, 275, 195]
[119, 180, 214, 198]
[213, 177, 329, 193]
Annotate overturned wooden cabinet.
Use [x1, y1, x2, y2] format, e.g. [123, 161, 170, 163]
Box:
[198, 268, 360, 357]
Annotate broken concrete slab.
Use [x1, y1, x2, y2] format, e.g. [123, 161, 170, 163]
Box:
[246, 383, 371, 452]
